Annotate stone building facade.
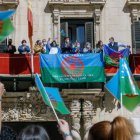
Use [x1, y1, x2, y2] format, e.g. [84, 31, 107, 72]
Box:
[0, 0, 140, 139]
[0, 0, 140, 50]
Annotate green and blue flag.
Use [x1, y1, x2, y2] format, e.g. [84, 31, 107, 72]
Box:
[35, 74, 70, 115]
[0, 10, 15, 42]
[40, 53, 105, 83]
[105, 58, 140, 111]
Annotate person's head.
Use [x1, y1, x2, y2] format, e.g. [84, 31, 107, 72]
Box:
[65, 37, 70, 43]
[8, 39, 12, 45]
[75, 42, 80, 48]
[109, 37, 114, 43]
[88, 116, 134, 140]
[51, 40, 57, 47]
[88, 121, 111, 140]
[97, 40, 103, 47]
[85, 42, 91, 49]
[21, 40, 27, 46]
[0, 126, 17, 140]
[36, 40, 42, 46]
[42, 39, 47, 45]
[110, 116, 134, 140]
[18, 125, 50, 140]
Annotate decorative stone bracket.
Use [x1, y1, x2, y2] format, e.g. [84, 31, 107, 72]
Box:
[127, 0, 140, 22]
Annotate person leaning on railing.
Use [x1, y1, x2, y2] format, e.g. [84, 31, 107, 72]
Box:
[94, 40, 104, 53]
[34, 40, 45, 54]
[108, 37, 130, 51]
[5, 39, 16, 54]
[18, 40, 30, 54]
[49, 40, 61, 54]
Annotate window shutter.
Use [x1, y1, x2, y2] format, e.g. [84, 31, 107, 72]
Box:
[132, 21, 140, 54]
[85, 22, 93, 48]
[60, 22, 68, 45]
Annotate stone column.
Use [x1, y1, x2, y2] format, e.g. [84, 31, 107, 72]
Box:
[82, 100, 93, 140]
[70, 100, 81, 140]
[94, 6, 101, 44]
[53, 9, 60, 44]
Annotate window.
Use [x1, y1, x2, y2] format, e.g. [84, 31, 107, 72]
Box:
[60, 19, 94, 48]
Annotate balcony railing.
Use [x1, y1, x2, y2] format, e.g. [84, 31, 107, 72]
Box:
[0, 53, 139, 76]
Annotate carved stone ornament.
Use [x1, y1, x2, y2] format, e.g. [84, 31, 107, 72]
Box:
[2, 88, 56, 122]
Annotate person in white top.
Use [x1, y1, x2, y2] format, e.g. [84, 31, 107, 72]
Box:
[49, 40, 61, 54]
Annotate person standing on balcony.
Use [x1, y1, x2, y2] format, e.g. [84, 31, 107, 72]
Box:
[108, 37, 129, 51]
[42, 39, 47, 53]
[5, 39, 16, 54]
[49, 40, 61, 54]
[72, 41, 82, 54]
[34, 40, 45, 54]
[18, 40, 30, 54]
[82, 42, 92, 53]
[61, 37, 72, 54]
[95, 40, 104, 53]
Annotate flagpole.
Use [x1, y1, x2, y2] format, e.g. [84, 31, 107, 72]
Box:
[120, 58, 124, 116]
[27, 0, 34, 77]
[30, 37, 34, 77]
[120, 91, 124, 116]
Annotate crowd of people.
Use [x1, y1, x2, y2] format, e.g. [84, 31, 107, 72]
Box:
[3, 36, 130, 55]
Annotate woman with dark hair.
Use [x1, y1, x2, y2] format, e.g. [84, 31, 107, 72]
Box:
[0, 126, 17, 140]
[95, 40, 104, 53]
[18, 125, 50, 140]
[18, 40, 30, 54]
[49, 40, 60, 54]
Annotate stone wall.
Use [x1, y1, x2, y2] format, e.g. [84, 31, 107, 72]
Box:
[100, 0, 132, 45]
[13, 0, 52, 47]
[0, 0, 133, 48]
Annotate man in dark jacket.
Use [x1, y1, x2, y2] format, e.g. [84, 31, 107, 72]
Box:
[5, 39, 16, 54]
[108, 37, 128, 51]
[61, 37, 72, 54]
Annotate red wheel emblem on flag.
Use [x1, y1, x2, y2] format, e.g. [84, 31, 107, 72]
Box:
[61, 56, 84, 77]
[124, 94, 138, 98]
[48, 93, 58, 107]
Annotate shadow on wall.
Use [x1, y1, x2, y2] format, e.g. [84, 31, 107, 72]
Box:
[103, 91, 117, 113]
[44, 1, 51, 13]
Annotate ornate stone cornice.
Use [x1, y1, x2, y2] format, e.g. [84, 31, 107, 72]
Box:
[53, 8, 60, 24]
[48, 0, 106, 16]
[127, 0, 140, 22]
[48, 0, 106, 6]
[62, 89, 105, 104]
[127, 0, 140, 5]
[0, 0, 19, 8]
[2, 90, 57, 122]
